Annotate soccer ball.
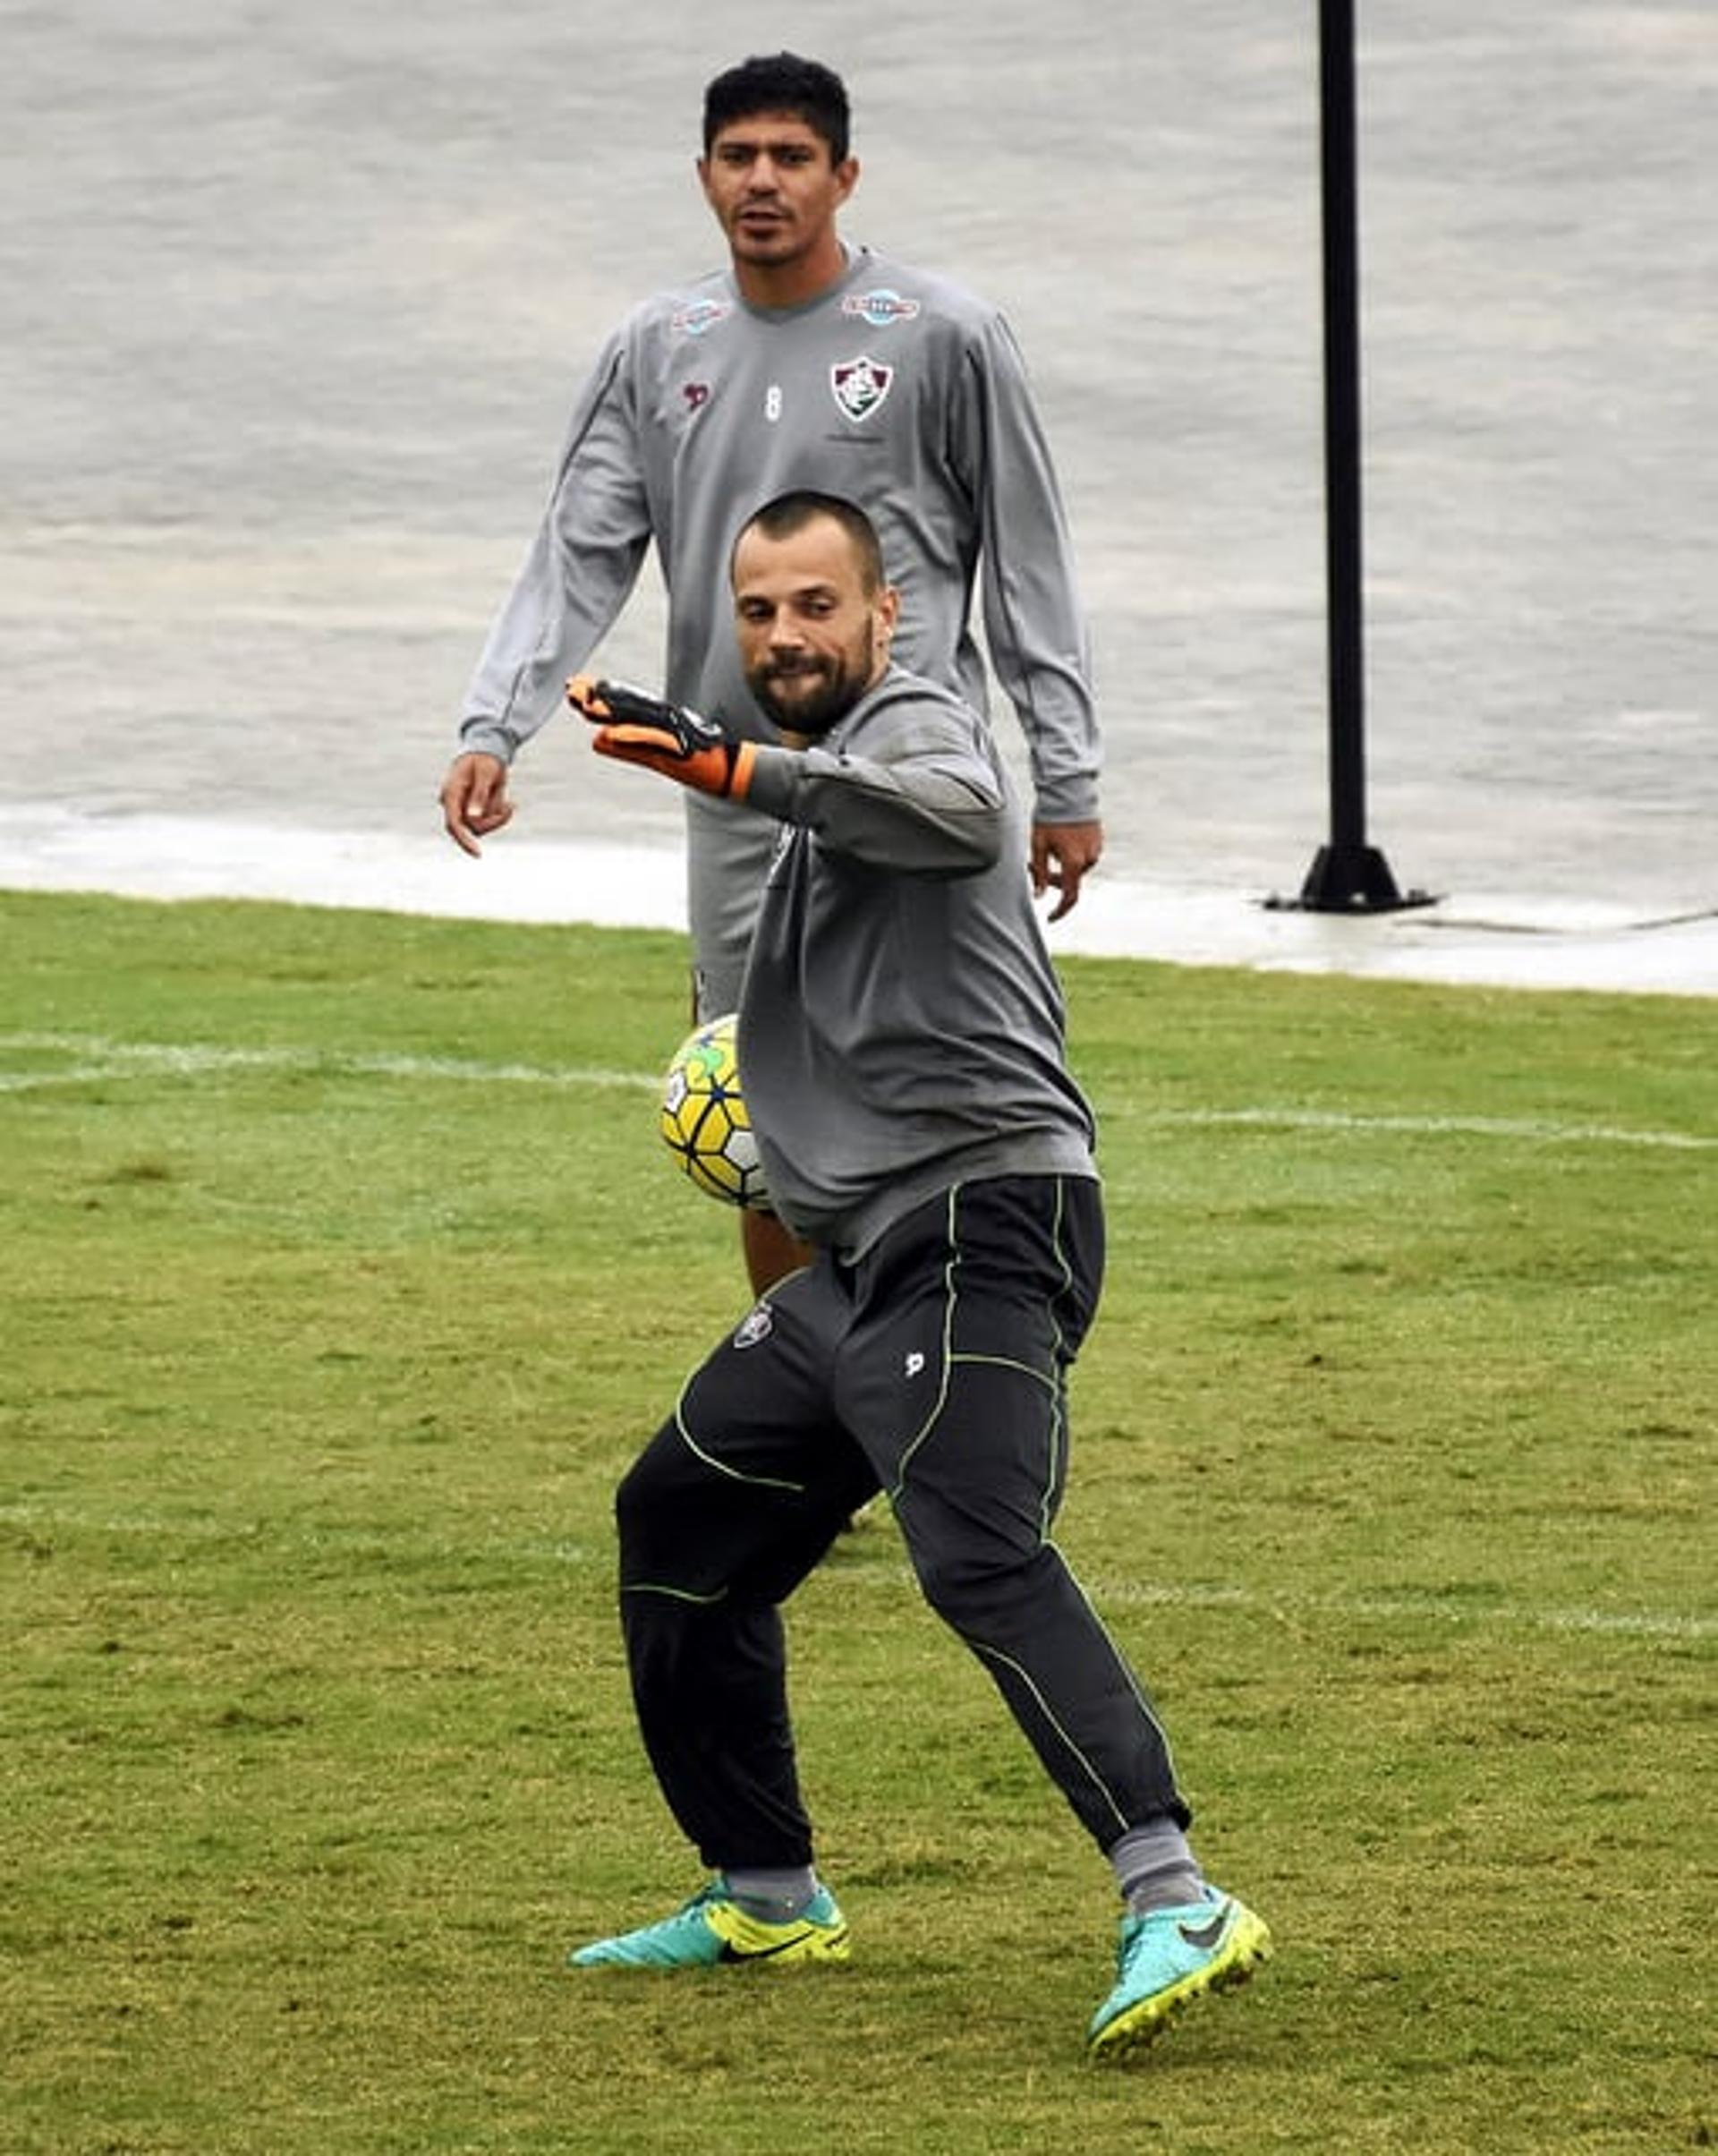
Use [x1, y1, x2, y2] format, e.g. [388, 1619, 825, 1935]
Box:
[659, 1012, 770, 1211]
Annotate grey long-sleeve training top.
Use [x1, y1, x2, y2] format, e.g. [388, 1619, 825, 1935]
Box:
[738, 665, 1098, 1261]
[459, 244, 1101, 828]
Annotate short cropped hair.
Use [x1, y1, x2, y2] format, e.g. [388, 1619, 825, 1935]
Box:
[702, 53, 851, 164]
[733, 490, 887, 595]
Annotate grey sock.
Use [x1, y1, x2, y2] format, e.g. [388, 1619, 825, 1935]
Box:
[1108, 1821, 1206, 1916]
[723, 1865, 819, 1921]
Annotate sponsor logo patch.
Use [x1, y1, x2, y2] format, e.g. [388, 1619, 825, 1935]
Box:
[842, 288, 921, 328]
[830, 356, 894, 422]
[671, 299, 734, 338]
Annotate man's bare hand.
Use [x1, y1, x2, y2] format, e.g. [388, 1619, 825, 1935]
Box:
[1029, 819, 1104, 921]
[440, 752, 515, 857]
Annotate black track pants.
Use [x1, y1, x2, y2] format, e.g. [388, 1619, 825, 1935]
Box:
[612, 1174, 1189, 1871]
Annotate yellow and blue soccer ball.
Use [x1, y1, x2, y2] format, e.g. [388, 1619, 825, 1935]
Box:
[659, 1012, 770, 1211]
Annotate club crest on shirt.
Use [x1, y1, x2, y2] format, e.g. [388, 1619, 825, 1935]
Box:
[841, 288, 921, 329]
[830, 356, 894, 422]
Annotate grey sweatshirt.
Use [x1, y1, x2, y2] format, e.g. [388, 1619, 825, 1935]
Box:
[459, 244, 1100, 826]
[739, 666, 1098, 1260]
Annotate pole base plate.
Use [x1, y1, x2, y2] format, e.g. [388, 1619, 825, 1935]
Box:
[1265, 845, 1438, 915]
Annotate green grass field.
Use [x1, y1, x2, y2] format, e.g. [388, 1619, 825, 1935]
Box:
[3, 889, 1713, 2155]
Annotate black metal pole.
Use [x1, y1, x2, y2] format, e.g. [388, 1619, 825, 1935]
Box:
[1283, 0, 1429, 912]
[1322, 0, 1367, 857]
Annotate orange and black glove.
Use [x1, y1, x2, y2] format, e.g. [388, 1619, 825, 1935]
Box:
[567, 676, 756, 802]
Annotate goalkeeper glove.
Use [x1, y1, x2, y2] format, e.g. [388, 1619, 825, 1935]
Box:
[566, 676, 756, 801]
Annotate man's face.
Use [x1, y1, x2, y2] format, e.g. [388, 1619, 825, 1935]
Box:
[698, 112, 856, 276]
[733, 516, 898, 738]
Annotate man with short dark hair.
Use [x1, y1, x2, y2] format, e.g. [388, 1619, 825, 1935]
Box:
[440, 53, 1105, 1296]
[562, 492, 1270, 2061]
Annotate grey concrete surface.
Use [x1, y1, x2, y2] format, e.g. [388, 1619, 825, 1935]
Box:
[4, 2, 1714, 990]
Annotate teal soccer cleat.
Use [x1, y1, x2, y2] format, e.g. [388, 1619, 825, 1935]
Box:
[569, 1880, 850, 1971]
[1087, 1890, 1271, 2058]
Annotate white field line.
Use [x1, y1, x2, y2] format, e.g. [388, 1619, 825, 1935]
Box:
[1, 1503, 1710, 1643]
[1077, 1574, 1716, 1643]
[1129, 1105, 1718, 1151]
[4, 1031, 1715, 1152]
[0, 1031, 656, 1095]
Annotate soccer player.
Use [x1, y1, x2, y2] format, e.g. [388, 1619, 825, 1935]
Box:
[562, 492, 1270, 2058]
[438, 52, 1103, 1296]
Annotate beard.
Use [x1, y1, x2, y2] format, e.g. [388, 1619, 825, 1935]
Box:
[747, 626, 877, 738]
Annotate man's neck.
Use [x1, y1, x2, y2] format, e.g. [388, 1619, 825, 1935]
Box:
[731, 236, 850, 311]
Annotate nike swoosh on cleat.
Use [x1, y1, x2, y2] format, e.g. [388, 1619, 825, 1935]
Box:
[720, 1928, 819, 1961]
[1177, 1907, 1231, 1952]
